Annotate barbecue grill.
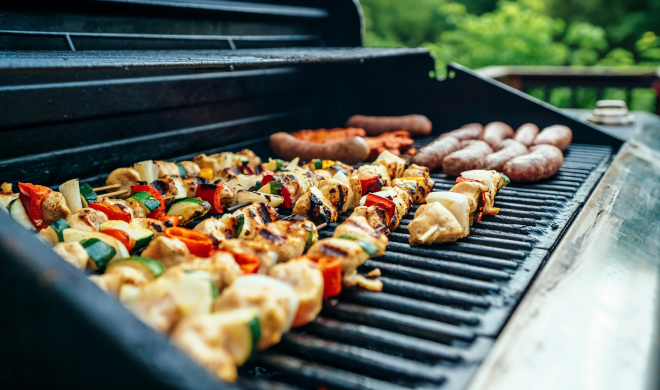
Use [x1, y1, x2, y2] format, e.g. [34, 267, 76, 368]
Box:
[2, 2, 659, 390]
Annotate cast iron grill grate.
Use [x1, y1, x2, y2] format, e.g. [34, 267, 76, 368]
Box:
[239, 140, 612, 390]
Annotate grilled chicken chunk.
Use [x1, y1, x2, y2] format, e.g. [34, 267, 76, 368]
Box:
[333, 215, 388, 256]
[106, 168, 141, 199]
[213, 276, 298, 350]
[449, 181, 489, 226]
[318, 178, 349, 213]
[393, 178, 427, 204]
[131, 217, 168, 237]
[193, 154, 221, 176]
[40, 191, 70, 226]
[269, 258, 323, 327]
[180, 161, 201, 177]
[345, 175, 363, 211]
[293, 187, 338, 224]
[182, 176, 210, 198]
[141, 235, 191, 268]
[356, 164, 391, 187]
[210, 181, 234, 206]
[218, 168, 241, 182]
[305, 170, 332, 187]
[246, 219, 317, 263]
[171, 314, 239, 382]
[154, 161, 180, 178]
[151, 175, 186, 201]
[175, 251, 242, 293]
[402, 164, 434, 187]
[275, 171, 312, 204]
[194, 215, 237, 244]
[220, 239, 277, 275]
[351, 206, 389, 234]
[236, 149, 262, 168]
[90, 264, 153, 297]
[409, 202, 464, 245]
[243, 201, 280, 227]
[306, 237, 370, 279]
[66, 208, 108, 232]
[53, 241, 88, 270]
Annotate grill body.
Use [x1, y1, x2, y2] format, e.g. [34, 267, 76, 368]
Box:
[0, 1, 626, 390]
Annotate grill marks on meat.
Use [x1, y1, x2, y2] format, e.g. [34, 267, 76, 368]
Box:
[442, 140, 493, 176]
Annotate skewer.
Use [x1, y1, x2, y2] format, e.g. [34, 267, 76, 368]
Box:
[163, 195, 175, 200]
[316, 223, 328, 230]
[226, 202, 251, 213]
[419, 224, 439, 243]
[92, 184, 121, 192]
[97, 189, 130, 199]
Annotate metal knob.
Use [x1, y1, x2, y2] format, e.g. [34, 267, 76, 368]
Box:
[586, 100, 635, 125]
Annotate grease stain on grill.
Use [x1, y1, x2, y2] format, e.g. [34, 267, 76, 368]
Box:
[244, 143, 611, 390]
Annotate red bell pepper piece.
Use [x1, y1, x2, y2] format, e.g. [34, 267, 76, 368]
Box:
[101, 229, 135, 251]
[364, 193, 395, 224]
[18, 183, 52, 230]
[456, 177, 483, 185]
[158, 215, 179, 227]
[165, 227, 213, 257]
[232, 252, 261, 274]
[259, 175, 292, 209]
[89, 202, 132, 222]
[195, 184, 224, 214]
[130, 185, 165, 219]
[359, 176, 382, 196]
[308, 257, 342, 299]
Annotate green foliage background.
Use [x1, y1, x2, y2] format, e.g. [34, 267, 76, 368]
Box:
[360, 0, 659, 111]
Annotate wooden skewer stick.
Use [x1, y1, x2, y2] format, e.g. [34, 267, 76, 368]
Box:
[92, 184, 121, 192]
[419, 224, 439, 243]
[163, 195, 175, 200]
[97, 189, 130, 199]
[226, 202, 251, 213]
[316, 222, 328, 230]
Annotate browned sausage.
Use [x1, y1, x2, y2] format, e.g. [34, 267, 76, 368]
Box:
[410, 135, 461, 171]
[269, 132, 369, 165]
[482, 122, 514, 148]
[345, 115, 432, 136]
[534, 125, 572, 151]
[513, 123, 539, 147]
[503, 145, 563, 182]
[439, 123, 484, 141]
[442, 140, 493, 176]
[479, 139, 529, 171]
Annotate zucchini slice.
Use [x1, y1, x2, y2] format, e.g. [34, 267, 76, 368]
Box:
[100, 220, 154, 250]
[8, 198, 36, 231]
[106, 256, 165, 279]
[79, 183, 98, 207]
[211, 308, 261, 366]
[236, 190, 283, 208]
[59, 179, 84, 213]
[47, 219, 71, 242]
[234, 213, 245, 238]
[127, 191, 161, 214]
[63, 229, 130, 262]
[338, 234, 379, 257]
[166, 198, 211, 225]
[81, 238, 116, 271]
[174, 162, 187, 178]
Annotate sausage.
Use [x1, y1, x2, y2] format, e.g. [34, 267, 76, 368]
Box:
[269, 132, 369, 165]
[482, 122, 514, 148]
[439, 123, 484, 141]
[534, 125, 572, 151]
[442, 140, 493, 176]
[410, 135, 461, 170]
[345, 115, 432, 136]
[513, 123, 539, 147]
[503, 145, 563, 182]
[479, 139, 528, 171]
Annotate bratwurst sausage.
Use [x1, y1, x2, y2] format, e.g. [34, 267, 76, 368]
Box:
[269, 132, 369, 165]
[513, 123, 539, 147]
[439, 123, 484, 141]
[479, 139, 529, 171]
[442, 140, 493, 176]
[345, 115, 432, 136]
[503, 145, 563, 182]
[482, 122, 514, 148]
[411, 135, 461, 170]
[534, 125, 572, 151]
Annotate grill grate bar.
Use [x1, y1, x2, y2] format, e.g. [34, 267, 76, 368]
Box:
[377, 252, 512, 280]
[324, 301, 478, 341]
[278, 333, 447, 383]
[340, 289, 481, 325]
[360, 260, 501, 293]
[379, 277, 490, 308]
[385, 242, 519, 269]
